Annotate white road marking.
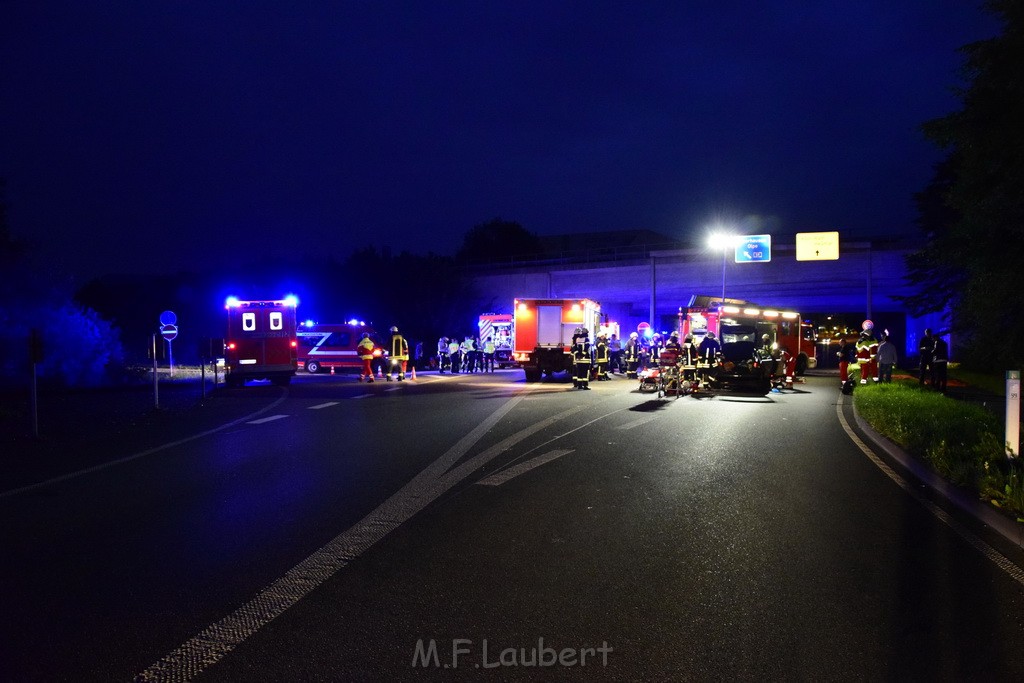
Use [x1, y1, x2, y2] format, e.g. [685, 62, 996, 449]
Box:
[0, 391, 290, 500]
[478, 449, 574, 486]
[307, 402, 339, 410]
[246, 414, 289, 425]
[137, 386, 581, 681]
[616, 415, 660, 430]
[351, 393, 373, 399]
[384, 387, 401, 393]
[837, 396, 1024, 587]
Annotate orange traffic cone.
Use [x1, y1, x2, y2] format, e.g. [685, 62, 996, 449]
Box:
[330, 365, 335, 375]
[411, 365, 416, 380]
[377, 366, 383, 379]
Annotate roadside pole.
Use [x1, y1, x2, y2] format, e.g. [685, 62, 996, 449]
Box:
[29, 329, 42, 438]
[1007, 370, 1020, 458]
[152, 333, 160, 410]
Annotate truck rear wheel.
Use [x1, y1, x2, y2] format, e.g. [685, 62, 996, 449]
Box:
[524, 367, 542, 382]
[306, 360, 321, 374]
[795, 353, 808, 376]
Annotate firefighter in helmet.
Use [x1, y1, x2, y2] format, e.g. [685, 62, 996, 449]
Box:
[595, 333, 610, 381]
[357, 332, 376, 383]
[624, 331, 640, 379]
[856, 321, 879, 384]
[387, 326, 409, 381]
[571, 327, 593, 390]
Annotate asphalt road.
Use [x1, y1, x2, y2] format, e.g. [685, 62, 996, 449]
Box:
[2, 370, 1024, 681]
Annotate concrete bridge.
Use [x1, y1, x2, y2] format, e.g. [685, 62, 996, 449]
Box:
[464, 236, 945, 362]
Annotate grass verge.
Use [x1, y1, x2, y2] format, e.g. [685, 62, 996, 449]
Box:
[854, 381, 1024, 521]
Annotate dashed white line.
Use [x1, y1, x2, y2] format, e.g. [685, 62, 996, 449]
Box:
[246, 414, 289, 425]
[478, 449, 575, 486]
[307, 402, 339, 410]
[352, 393, 373, 399]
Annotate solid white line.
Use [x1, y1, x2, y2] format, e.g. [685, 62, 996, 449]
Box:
[246, 415, 289, 425]
[351, 393, 373, 399]
[0, 391, 290, 500]
[836, 396, 1024, 587]
[135, 388, 541, 681]
[478, 449, 574, 486]
[616, 415, 659, 430]
[307, 402, 339, 410]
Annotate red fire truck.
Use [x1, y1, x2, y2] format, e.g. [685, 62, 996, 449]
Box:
[297, 321, 385, 374]
[513, 298, 601, 381]
[679, 295, 817, 381]
[224, 296, 298, 387]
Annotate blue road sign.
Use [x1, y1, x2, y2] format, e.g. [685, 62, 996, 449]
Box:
[735, 234, 771, 263]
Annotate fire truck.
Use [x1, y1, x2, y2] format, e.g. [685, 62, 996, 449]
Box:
[224, 296, 299, 387]
[297, 321, 385, 374]
[678, 295, 817, 390]
[513, 298, 601, 381]
[477, 313, 515, 368]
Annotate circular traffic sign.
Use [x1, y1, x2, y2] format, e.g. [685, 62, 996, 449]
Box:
[160, 324, 178, 341]
[160, 310, 177, 326]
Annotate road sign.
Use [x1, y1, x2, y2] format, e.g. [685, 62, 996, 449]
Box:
[735, 234, 771, 263]
[160, 324, 179, 341]
[796, 231, 839, 261]
[160, 310, 177, 326]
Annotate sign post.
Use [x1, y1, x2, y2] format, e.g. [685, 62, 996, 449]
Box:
[29, 328, 43, 438]
[152, 333, 160, 410]
[159, 311, 178, 375]
[1007, 371, 1020, 458]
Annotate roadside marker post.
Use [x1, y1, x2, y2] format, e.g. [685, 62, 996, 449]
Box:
[1007, 371, 1020, 458]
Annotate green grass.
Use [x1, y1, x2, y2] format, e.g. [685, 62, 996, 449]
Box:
[949, 365, 1009, 396]
[853, 381, 1024, 520]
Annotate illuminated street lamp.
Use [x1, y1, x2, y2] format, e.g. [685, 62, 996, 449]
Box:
[708, 232, 740, 308]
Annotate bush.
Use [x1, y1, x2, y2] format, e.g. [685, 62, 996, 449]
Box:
[854, 382, 1022, 517]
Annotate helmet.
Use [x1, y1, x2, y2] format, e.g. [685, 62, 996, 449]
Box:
[706, 332, 715, 340]
[390, 326, 398, 333]
[361, 332, 369, 339]
[630, 332, 638, 339]
[684, 335, 693, 344]
[670, 332, 679, 339]
[574, 327, 584, 336]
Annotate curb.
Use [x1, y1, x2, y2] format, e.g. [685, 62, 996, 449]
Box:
[852, 408, 1024, 550]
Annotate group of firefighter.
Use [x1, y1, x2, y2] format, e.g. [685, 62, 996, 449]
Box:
[357, 326, 411, 383]
[568, 328, 728, 391]
[436, 335, 498, 374]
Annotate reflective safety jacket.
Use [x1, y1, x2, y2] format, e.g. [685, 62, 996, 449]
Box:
[357, 337, 376, 360]
[595, 339, 609, 362]
[572, 340, 592, 364]
[624, 339, 639, 361]
[391, 334, 409, 361]
[484, 341, 495, 354]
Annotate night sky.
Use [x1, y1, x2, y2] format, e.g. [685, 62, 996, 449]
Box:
[1, 2, 1000, 281]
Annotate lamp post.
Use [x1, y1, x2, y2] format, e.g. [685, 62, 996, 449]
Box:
[708, 232, 738, 308]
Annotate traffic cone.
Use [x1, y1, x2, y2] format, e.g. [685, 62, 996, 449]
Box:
[411, 365, 416, 380]
[330, 365, 335, 375]
[377, 366, 383, 379]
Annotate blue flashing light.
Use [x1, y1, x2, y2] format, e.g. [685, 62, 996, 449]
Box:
[644, 327, 654, 338]
[347, 318, 358, 326]
[225, 296, 240, 308]
[303, 319, 316, 327]
[284, 294, 299, 307]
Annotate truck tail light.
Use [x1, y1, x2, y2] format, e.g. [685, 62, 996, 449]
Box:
[227, 342, 236, 350]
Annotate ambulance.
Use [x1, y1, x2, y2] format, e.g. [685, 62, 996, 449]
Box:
[296, 321, 386, 374]
[477, 313, 515, 368]
[224, 296, 298, 387]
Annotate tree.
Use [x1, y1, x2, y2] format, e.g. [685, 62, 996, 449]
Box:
[456, 218, 543, 264]
[905, 1, 1024, 369]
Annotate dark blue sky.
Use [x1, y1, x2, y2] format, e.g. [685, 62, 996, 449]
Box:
[1, 2, 1000, 280]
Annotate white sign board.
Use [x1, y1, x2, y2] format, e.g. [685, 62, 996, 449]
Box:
[1008, 370, 1020, 457]
[796, 231, 840, 261]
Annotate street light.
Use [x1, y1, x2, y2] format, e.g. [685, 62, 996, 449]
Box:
[708, 232, 740, 308]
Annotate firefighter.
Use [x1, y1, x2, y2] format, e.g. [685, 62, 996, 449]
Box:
[918, 328, 934, 386]
[595, 333, 610, 381]
[624, 332, 640, 380]
[571, 327, 593, 390]
[838, 335, 857, 387]
[758, 333, 779, 380]
[856, 321, 879, 384]
[387, 326, 409, 381]
[482, 336, 496, 373]
[661, 332, 682, 392]
[437, 336, 450, 373]
[460, 335, 474, 372]
[697, 331, 720, 386]
[448, 337, 461, 373]
[649, 333, 663, 368]
[681, 334, 699, 387]
[357, 333, 376, 383]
